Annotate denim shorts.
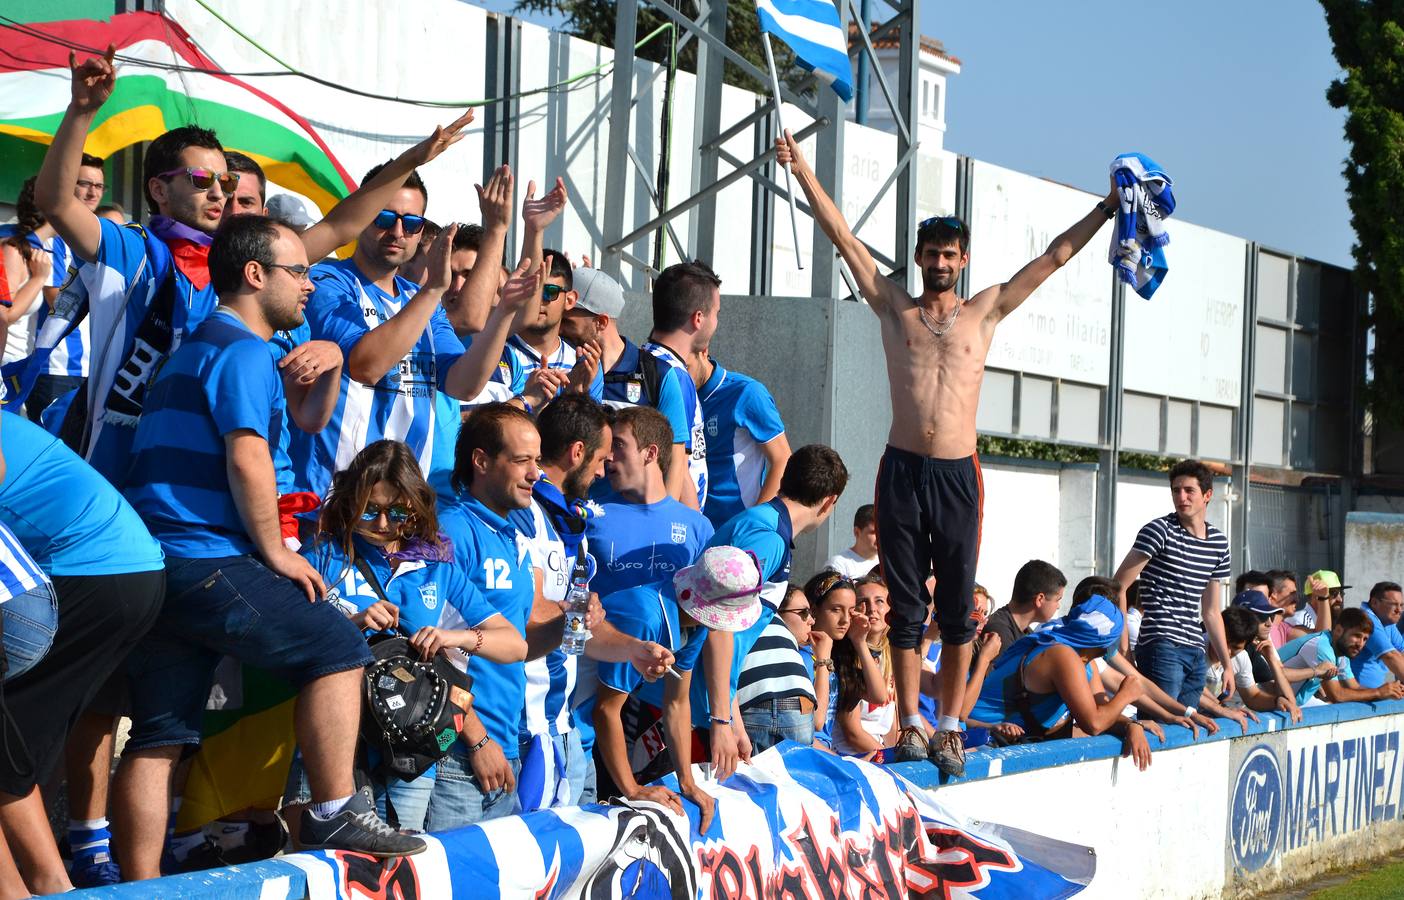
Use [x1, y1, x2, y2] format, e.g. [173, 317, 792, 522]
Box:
[741, 700, 815, 753]
[1, 582, 58, 682]
[424, 748, 521, 832]
[126, 555, 373, 751]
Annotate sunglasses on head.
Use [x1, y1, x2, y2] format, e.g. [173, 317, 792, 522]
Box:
[542, 284, 566, 302]
[372, 210, 427, 234]
[360, 503, 412, 524]
[919, 215, 964, 231]
[157, 166, 240, 194]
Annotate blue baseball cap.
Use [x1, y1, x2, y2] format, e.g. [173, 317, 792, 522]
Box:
[1233, 590, 1282, 617]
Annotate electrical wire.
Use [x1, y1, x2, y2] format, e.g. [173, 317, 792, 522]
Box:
[0, 12, 673, 111]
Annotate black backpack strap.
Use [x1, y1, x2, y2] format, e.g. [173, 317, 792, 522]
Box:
[352, 554, 391, 606]
[636, 348, 662, 408]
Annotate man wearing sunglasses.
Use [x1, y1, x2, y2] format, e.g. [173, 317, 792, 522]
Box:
[776, 130, 1119, 776]
[117, 215, 426, 877]
[35, 46, 474, 487]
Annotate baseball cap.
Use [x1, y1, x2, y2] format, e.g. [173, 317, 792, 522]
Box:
[673, 546, 763, 632]
[266, 194, 317, 229]
[574, 268, 625, 319]
[1308, 569, 1351, 591]
[1233, 590, 1282, 617]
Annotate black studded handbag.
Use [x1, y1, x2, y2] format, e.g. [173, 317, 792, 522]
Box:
[353, 555, 475, 782]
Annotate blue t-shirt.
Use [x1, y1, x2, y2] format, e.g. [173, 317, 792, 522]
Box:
[0, 411, 162, 576]
[1279, 632, 1353, 704]
[305, 534, 500, 636]
[691, 498, 796, 717]
[84, 218, 220, 485]
[575, 580, 707, 736]
[1352, 606, 1404, 689]
[698, 360, 785, 528]
[439, 493, 535, 760]
[267, 322, 313, 495]
[126, 310, 284, 558]
[583, 496, 713, 599]
[641, 341, 707, 507]
[290, 259, 465, 496]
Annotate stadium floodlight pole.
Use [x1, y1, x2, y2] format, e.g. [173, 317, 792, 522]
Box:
[761, 33, 805, 271]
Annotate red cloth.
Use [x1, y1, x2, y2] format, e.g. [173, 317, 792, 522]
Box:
[168, 240, 212, 290]
[277, 491, 321, 543]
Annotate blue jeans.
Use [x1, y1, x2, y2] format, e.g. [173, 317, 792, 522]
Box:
[1, 583, 58, 681]
[741, 700, 815, 752]
[377, 773, 434, 833]
[424, 749, 521, 832]
[126, 555, 372, 751]
[564, 729, 590, 806]
[1138, 639, 1208, 708]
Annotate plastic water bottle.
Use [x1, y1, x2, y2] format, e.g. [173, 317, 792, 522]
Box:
[561, 557, 592, 655]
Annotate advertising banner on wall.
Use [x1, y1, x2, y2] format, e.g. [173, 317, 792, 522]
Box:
[281, 745, 1094, 899]
[967, 160, 1114, 386]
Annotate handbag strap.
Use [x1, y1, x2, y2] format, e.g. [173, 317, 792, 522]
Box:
[352, 553, 391, 605]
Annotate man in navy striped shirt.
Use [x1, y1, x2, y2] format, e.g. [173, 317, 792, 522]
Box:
[120, 215, 424, 877]
[1114, 459, 1234, 710]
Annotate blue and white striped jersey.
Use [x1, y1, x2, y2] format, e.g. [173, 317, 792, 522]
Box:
[0, 521, 49, 605]
[641, 340, 707, 507]
[290, 259, 465, 496]
[38, 234, 89, 378]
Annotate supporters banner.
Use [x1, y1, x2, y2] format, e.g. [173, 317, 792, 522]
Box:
[0, 12, 355, 210]
[281, 744, 1092, 899]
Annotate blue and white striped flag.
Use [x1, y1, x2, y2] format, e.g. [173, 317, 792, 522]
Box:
[756, 0, 854, 101]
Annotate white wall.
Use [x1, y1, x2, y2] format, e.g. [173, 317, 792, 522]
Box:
[937, 706, 1404, 898]
[977, 462, 1063, 606]
[1345, 512, 1404, 597]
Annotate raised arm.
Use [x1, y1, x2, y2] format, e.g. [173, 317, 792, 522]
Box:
[299, 110, 474, 262]
[444, 165, 513, 335]
[775, 131, 907, 315]
[441, 256, 543, 401]
[279, 340, 343, 433]
[517, 177, 567, 274]
[345, 225, 456, 384]
[35, 48, 115, 262]
[978, 184, 1118, 321]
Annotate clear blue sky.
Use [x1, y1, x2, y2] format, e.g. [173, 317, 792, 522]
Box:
[923, 2, 1354, 267]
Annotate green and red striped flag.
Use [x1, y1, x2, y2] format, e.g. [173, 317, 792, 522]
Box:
[0, 11, 355, 210]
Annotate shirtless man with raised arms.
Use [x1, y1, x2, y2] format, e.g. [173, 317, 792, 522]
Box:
[777, 130, 1119, 775]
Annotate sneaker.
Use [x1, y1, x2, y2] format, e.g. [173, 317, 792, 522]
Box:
[894, 725, 929, 763]
[929, 728, 967, 777]
[218, 819, 288, 865]
[298, 787, 426, 858]
[69, 853, 122, 889]
[174, 838, 229, 873]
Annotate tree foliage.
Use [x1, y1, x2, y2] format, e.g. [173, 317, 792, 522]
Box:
[514, 0, 807, 96]
[1320, 1, 1404, 425]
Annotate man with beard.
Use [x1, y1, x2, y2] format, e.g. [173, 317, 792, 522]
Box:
[1278, 608, 1404, 705]
[118, 216, 425, 879]
[509, 394, 671, 809]
[36, 47, 475, 485]
[777, 131, 1118, 775]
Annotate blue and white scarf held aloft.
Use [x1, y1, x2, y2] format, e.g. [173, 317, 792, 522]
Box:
[1109, 152, 1175, 300]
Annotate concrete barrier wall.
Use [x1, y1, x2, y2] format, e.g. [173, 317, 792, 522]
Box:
[1345, 512, 1404, 597]
[899, 700, 1404, 899]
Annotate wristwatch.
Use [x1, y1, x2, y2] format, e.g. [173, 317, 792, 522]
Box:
[1096, 200, 1116, 220]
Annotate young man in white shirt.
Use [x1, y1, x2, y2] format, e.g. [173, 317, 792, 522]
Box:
[824, 504, 878, 579]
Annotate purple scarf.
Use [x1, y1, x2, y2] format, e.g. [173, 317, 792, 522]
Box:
[148, 214, 214, 247]
[387, 532, 455, 565]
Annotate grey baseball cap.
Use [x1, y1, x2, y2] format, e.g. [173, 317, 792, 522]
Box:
[574, 267, 625, 319]
[266, 193, 317, 229]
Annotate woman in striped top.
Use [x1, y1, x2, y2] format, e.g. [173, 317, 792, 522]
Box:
[737, 584, 818, 752]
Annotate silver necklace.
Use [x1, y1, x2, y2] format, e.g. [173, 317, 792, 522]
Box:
[918, 301, 961, 338]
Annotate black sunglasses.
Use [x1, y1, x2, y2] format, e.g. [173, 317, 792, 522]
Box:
[919, 215, 964, 231]
[373, 210, 427, 234]
[780, 606, 813, 620]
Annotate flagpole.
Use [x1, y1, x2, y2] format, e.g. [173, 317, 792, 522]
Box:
[761, 33, 805, 271]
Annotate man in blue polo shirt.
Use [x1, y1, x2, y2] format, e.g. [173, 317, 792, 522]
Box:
[585, 405, 712, 599]
[697, 444, 847, 781]
[640, 262, 719, 510]
[1352, 582, 1404, 689]
[36, 48, 475, 486]
[117, 216, 423, 877]
[695, 354, 790, 527]
[430, 403, 541, 828]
